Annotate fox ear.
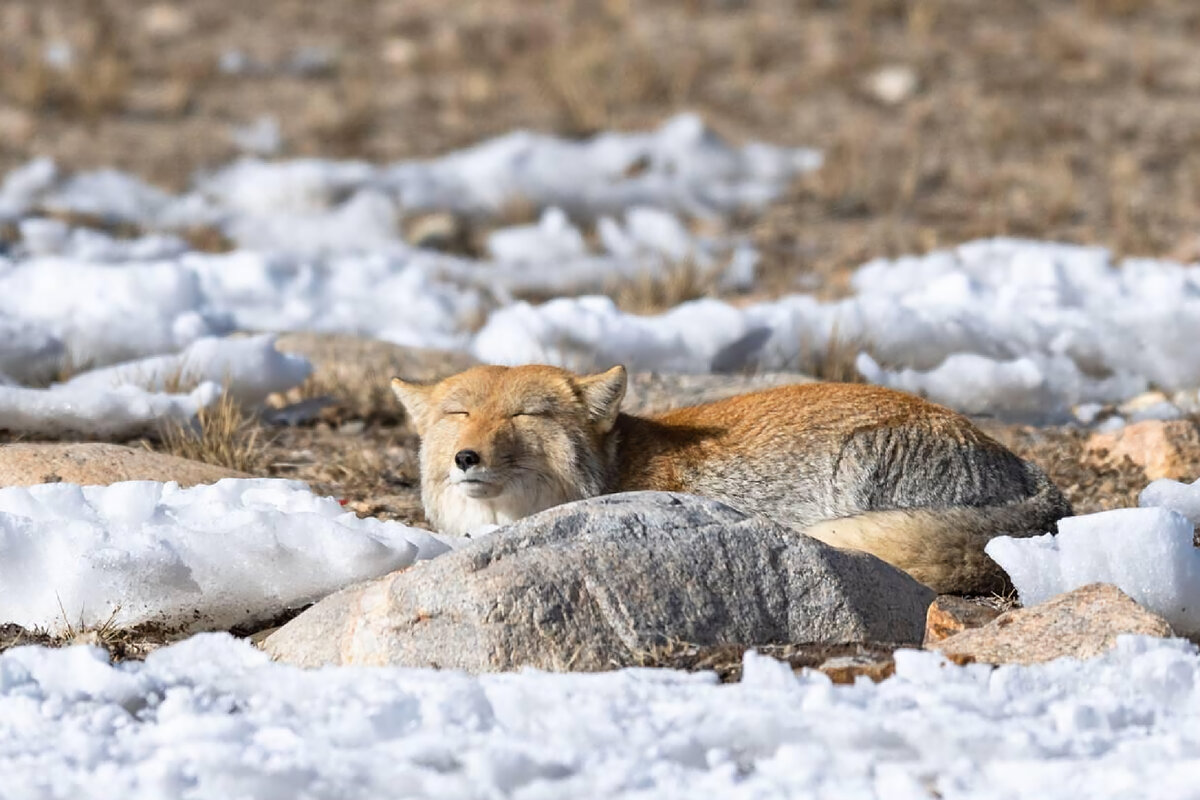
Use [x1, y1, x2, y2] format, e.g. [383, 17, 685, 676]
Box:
[391, 378, 433, 434]
[577, 365, 627, 434]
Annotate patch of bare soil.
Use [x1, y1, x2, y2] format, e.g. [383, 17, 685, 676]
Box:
[634, 640, 900, 684]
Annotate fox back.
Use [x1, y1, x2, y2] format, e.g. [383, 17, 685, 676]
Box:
[393, 364, 1072, 593]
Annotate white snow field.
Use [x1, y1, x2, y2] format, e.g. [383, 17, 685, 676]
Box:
[987, 477, 1200, 637]
[0, 479, 451, 637]
[1, 634, 1199, 800]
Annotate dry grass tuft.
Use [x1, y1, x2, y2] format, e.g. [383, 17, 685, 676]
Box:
[48, 599, 182, 661]
[538, 19, 700, 135]
[304, 73, 377, 157]
[1, 8, 130, 123]
[153, 392, 269, 474]
[606, 259, 723, 316]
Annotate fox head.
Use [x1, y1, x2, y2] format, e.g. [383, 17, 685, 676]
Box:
[391, 364, 627, 535]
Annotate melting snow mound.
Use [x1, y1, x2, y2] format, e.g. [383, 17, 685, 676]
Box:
[0, 479, 452, 636]
[0, 335, 312, 438]
[987, 477, 1200, 637]
[61, 333, 312, 407]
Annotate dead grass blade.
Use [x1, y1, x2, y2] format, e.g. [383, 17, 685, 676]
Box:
[152, 392, 270, 474]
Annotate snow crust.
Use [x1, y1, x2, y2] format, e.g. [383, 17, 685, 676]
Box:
[61, 334, 312, 408]
[0, 335, 310, 438]
[0, 117, 785, 385]
[987, 477, 1200, 636]
[0, 634, 1198, 799]
[0, 382, 221, 440]
[0, 479, 451, 636]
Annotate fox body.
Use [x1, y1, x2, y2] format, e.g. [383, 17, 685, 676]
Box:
[392, 364, 1072, 594]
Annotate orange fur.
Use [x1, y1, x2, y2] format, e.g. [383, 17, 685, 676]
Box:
[393, 365, 1071, 593]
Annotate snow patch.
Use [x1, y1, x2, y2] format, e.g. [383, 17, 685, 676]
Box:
[0, 381, 221, 439]
[0, 479, 453, 636]
[61, 334, 312, 407]
[0, 335, 310, 438]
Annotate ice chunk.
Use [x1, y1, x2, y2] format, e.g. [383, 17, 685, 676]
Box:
[382, 112, 821, 218]
[41, 168, 174, 226]
[987, 507, 1200, 636]
[0, 334, 311, 436]
[1140, 477, 1200, 526]
[222, 189, 401, 254]
[0, 479, 454, 635]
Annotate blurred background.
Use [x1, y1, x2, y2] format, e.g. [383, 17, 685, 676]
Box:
[5, 0, 1200, 298]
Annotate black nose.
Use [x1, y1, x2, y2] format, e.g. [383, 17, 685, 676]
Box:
[454, 449, 481, 471]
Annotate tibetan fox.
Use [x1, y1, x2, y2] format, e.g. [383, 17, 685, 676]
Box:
[392, 364, 1071, 594]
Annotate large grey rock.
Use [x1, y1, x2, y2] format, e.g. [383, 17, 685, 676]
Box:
[264, 492, 935, 671]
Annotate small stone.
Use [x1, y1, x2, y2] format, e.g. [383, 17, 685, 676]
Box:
[1072, 402, 1107, 426]
[141, 4, 193, 39]
[1086, 419, 1200, 480]
[405, 212, 467, 252]
[923, 595, 1003, 646]
[817, 654, 895, 684]
[249, 626, 281, 648]
[382, 38, 419, 69]
[932, 583, 1174, 665]
[865, 65, 919, 105]
[1119, 390, 1171, 415]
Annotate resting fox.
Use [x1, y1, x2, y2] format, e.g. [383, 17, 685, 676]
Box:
[392, 364, 1072, 594]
